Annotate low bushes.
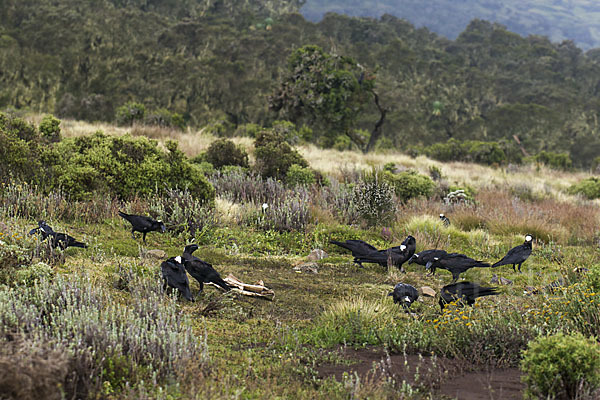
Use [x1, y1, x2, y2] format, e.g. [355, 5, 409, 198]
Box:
[254, 128, 308, 180]
[521, 332, 600, 399]
[568, 177, 600, 199]
[382, 170, 435, 202]
[204, 138, 249, 169]
[422, 138, 506, 165]
[0, 273, 208, 398]
[530, 151, 573, 171]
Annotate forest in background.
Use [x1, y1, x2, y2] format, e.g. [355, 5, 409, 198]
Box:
[302, 0, 600, 51]
[2, 0, 600, 167]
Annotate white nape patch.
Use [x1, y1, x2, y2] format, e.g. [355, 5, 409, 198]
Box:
[526, 235, 533, 242]
[440, 213, 444, 217]
[175, 256, 182, 263]
[262, 203, 268, 210]
[404, 296, 411, 302]
[434, 257, 439, 261]
[414, 254, 419, 258]
[400, 245, 406, 251]
[40, 227, 46, 233]
[157, 220, 163, 223]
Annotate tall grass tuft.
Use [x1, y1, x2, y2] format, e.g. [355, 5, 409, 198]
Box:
[309, 296, 398, 347]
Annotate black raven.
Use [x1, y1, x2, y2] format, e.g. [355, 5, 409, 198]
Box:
[439, 213, 450, 226]
[331, 236, 416, 270]
[439, 281, 499, 311]
[29, 221, 87, 249]
[408, 249, 448, 275]
[118, 211, 166, 243]
[388, 283, 419, 309]
[428, 253, 491, 282]
[492, 234, 533, 273]
[354, 236, 416, 271]
[329, 239, 378, 267]
[182, 244, 230, 293]
[161, 256, 194, 301]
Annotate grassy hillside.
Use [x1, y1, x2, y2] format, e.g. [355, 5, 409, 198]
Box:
[1, 117, 599, 398]
[302, 0, 600, 50]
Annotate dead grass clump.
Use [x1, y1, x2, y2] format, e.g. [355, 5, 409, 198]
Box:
[451, 209, 488, 231]
[130, 123, 181, 139]
[0, 337, 70, 400]
[476, 189, 599, 244]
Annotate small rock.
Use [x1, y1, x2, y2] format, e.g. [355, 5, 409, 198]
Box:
[421, 286, 436, 297]
[145, 249, 166, 259]
[293, 262, 319, 274]
[499, 277, 513, 285]
[307, 249, 328, 262]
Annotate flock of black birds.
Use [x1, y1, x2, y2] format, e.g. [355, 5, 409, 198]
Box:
[29, 212, 230, 302]
[27, 210, 534, 313]
[331, 214, 534, 311]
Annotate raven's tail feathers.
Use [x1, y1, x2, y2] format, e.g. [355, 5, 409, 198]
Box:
[212, 277, 231, 291]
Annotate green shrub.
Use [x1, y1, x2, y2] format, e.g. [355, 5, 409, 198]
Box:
[50, 132, 215, 201]
[254, 129, 308, 180]
[568, 177, 600, 199]
[115, 101, 146, 125]
[332, 134, 354, 151]
[531, 151, 573, 171]
[204, 138, 249, 169]
[144, 108, 185, 130]
[234, 123, 261, 138]
[521, 332, 600, 399]
[0, 113, 42, 183]
[383, 170, 435, 202]
[423, 138, 507, 165]
[285, 164, 315, 187]
[38, 114, 61, 142]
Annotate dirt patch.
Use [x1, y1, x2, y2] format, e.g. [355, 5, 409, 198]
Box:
[440, 367, 524, 400]
[316, 347, 524, 399]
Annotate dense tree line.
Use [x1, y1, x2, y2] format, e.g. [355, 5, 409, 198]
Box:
[2, 1, 600, 166]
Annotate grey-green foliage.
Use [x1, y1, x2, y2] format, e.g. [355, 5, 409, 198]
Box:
[352, 175, 396, 226]
[0, 273, 207, 396]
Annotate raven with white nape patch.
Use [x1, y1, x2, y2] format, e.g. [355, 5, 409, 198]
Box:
[118, 211, 166, 243]
[330, 236, 416, 270]
[161, 256, 194, 301]
[388, 283, 419, 309]
[407, 249, 448, 275]
[439, 282, 499, 311]
[427, 253, 491, 282]
[28, 220, 87, 249]
[182, 244, 230, 293]
[492, 234, 533, 273]
[439, 213, 450, 226]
